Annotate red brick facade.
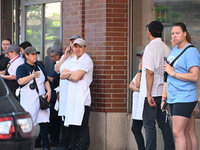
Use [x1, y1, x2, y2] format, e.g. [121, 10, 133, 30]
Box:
[62, 0, 129, 112]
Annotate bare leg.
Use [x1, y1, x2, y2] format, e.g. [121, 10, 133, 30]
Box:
[187, 111, 199, 150]
[172, 116, 190, 150]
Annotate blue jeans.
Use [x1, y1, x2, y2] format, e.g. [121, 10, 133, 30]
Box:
[143, 96, 175, 150]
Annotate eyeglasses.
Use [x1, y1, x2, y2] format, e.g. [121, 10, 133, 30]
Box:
[145, 27, 149, 31]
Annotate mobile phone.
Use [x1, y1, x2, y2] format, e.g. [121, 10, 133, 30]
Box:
[164, 57, 169, 64]
[67, 48, 72, 54]
[162, 101, 168, 111]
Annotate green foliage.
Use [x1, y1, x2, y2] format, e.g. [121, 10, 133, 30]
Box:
[155, 6, 184, 24]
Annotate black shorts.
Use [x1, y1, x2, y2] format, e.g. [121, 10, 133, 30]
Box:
[168, 101, 197, 118]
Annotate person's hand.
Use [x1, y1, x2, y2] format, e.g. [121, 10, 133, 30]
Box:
[45, 91, 51, 102]
[64, 46, 72, 56]
[32, 70, 40, 78]
[193, 104, 199, 114]
[161, 100, 168, 111]
[164, 64, 174, 76]
[147, 96, 156, 107]
[0, 70, 5, 75]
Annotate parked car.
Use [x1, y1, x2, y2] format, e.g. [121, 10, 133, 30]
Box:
[0, 77, 34, 150]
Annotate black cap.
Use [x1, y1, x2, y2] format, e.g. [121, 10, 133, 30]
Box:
[69, 35, 81, 41]
[3, 45, 20, 53]
[19, 41, 32, 50]
[146, 21, 163, 37]
[136, 50, 144, 57]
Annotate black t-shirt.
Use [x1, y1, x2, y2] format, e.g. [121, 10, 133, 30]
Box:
[0, 54, 9, 71]
[16, 62, 47, 88]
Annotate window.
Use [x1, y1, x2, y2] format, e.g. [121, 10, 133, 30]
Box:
[21, 0, 62, 61]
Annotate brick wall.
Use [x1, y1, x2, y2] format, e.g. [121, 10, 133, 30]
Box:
[62, 0, 129, 112]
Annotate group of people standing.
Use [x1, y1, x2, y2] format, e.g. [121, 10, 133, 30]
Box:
[130, 21, 200, 150]
[0, 36, 93, 150]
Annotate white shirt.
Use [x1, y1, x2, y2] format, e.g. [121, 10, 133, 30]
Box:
[131, 74, 142, 120]
[8, 56, 24, 75]
[142, 38, 170, 96]
[137, 38, 170, 119]
[64, 52, 93, 126]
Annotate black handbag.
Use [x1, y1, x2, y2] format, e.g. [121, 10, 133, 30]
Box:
[33, 78, 52, 110]
[164, 45, 194, 82]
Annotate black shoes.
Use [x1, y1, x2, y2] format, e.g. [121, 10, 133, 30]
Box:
[49, 140, 59, 147]
[35, 137, 42, 148]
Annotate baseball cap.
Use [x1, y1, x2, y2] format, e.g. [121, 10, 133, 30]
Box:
[50, 45, 62, 55]
[136, 49, 144, 57]
[24, 47, 40, 54]
[69, 35, 82, 41]
[19, 41, 32, 50]
[74, 38, 86, 47]
[3, 45, 20, 53]
[146, 21, 163, 37]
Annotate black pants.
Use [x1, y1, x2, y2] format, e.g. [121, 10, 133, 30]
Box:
[58, 106, 90, 150]
[131, 119, 145, 150]
[39, 123, 50, 148]
[143, 96, 175, 150]
[49, 101, 62, 142]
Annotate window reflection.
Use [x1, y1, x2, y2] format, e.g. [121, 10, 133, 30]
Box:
[25, 2, 61, 61]
[44, 2, 61, 74]
[26, 5, 42, 59]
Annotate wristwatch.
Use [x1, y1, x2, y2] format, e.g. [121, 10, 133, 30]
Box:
[137, 69, 142, 73]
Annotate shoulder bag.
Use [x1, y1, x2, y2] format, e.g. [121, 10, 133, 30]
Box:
[164, 45, 194, 82]
[33, 78, 52, 110]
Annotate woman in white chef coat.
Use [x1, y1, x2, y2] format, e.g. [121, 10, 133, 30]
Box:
[16, 47, 51, 150]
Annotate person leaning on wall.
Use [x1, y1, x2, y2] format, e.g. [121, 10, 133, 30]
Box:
[129, 49, 145, 150]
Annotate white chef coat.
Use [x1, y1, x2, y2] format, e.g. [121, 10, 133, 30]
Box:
[64, 53, 93, 126]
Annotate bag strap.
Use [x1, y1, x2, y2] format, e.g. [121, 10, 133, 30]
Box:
[170, 45, 194, 66]
[24, 63, 40, 95]
[33, 78, 39, 95]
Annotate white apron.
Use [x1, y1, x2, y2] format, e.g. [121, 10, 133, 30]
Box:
[20, 68, 50, 126]
[64, 79, 89, 126]
[58, 57, 71, 117]
[137, 68, 147, 120]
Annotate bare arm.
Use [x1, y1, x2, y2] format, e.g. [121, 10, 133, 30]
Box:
[1, 75, 16, 80]
[17, 71, 40, 85]
[136, 61, 142, 88]
[44, 81, 51, 102]
[146, 69, 154, 97]
[146, 69, 156, 107]
[129, 80, 139, 92]
[164, 64, 199, 82]
[67, 70, 86, 82]
[60, 69, 71, 79]
[54, 47, 71, 72]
